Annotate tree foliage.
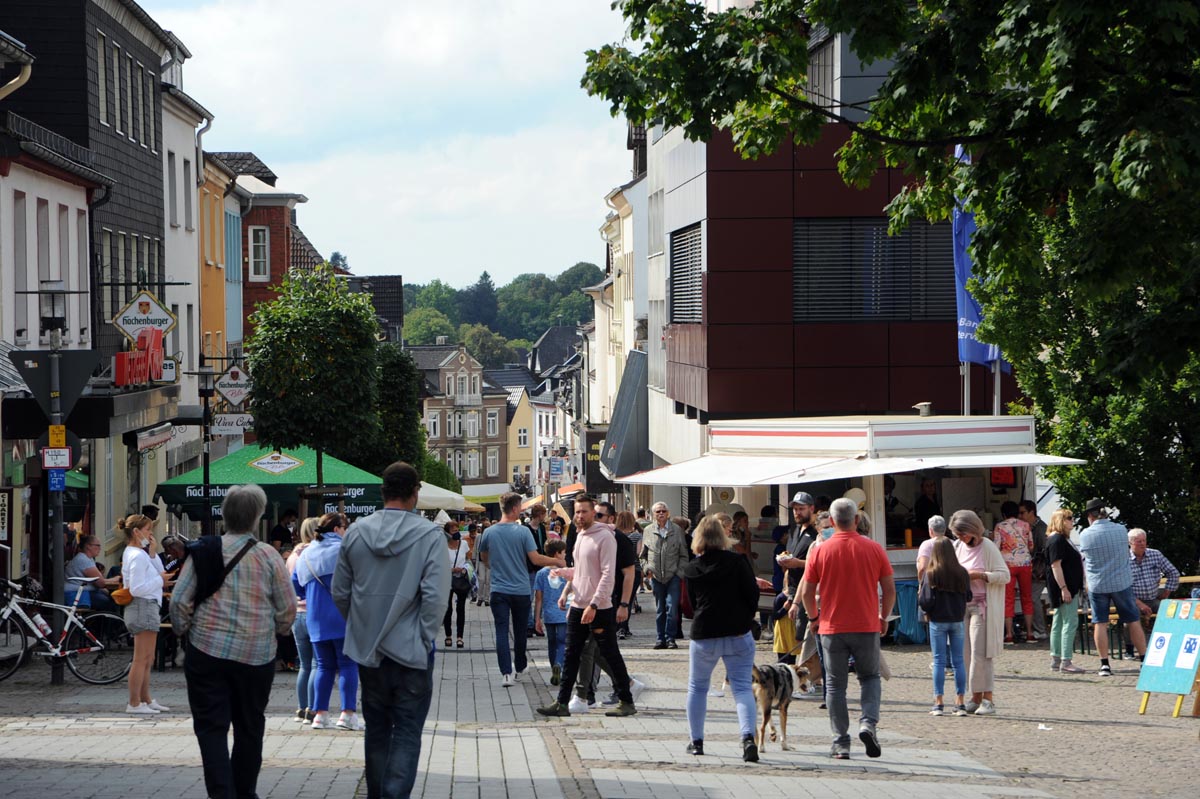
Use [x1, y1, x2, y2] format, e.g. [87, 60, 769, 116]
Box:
[458, 323, 519, 369]
[247, 265, 380, 485]
[403, 307, 456, 345]
[372, 344, 426, 471]
[416, 280, 462, 326]
[458, 271, 499, 330]
[422, 450, 461, 493]
[582, 0, 1200, 571]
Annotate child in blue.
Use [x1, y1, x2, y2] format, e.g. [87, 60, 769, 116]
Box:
[533, 540, 569, 685]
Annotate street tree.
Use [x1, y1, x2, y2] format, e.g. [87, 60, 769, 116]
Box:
[423, 451, 462, 493]
[403, 307, 456, 345]
[582, 0, 1200, 569]
[247, 264, 380, 487]
[374, 344, 426, 470]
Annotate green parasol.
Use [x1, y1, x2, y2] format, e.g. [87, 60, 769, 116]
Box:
[155, 444, 383, 521]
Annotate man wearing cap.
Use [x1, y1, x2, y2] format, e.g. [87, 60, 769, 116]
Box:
[778, 492, 819, 640]
[1078, 498, 1146, 676]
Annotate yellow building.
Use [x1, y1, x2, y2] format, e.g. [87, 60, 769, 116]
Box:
[199, 157, 234, 360]
[505, 387, 534, 496]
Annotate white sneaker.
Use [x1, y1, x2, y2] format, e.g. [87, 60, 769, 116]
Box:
[311, 713, 331, 729]
[707, 688, 725, 698]
[567, 695, 589, 713]
[125, 703, 159, 715]
[515, 668, 527, 681]
[336, 713, 366, 731]
[147, 699, 170, 713]
[974, 699, 996, 716]
[502, 673, 515, 688]
[630, 678, 646, 701]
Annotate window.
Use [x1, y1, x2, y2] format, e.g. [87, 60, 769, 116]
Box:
[125, 55, 134, 137]
[792, 218, 955, 322]
[13, 192, 27, 340]
[130, 235, 138, 290]
[669, 224, 703, 323]
[170, 303, 180, 358]
[471, 374, 480, 395]
[36, 199, 49, 286]
[451, 412, 462, 438]
[518, 428, 529, 447]
[467, 450, 480, 479]
[466, 412, 479, 438]
[457, 374, 467, 395]
[486, 448, 498, 477]
[149, 238, 160, 287]
[249, 226, 269, 280]
[486, 410, 499, 437]
[183, 159, 193, 229]
[135, 64, 144, 143]
[186, 304, 194, 369]
[100, 229, 112, 321]
[116, 232, 126, 306]
[112, 45, 121, 134]
[445, 375, 453, 395]
[426, 411, 440, 439]
[648, 189, 664, 256]
[454, 451, 463, 478]
[167, 152, 178, 225]
[76, 211, 88, 339]
[97, 32, 108, 125]
[807, 37, 836, 112]
[145, 70, 156, 151]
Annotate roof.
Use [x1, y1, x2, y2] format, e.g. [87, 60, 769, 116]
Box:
[1, 112, 112, 188]
[0, 340, 30, 393]
[362, 275, 405, 328]
[406, 345, 460, 371]
[502, 385, 526, 424]
[484, 367, 541, 394]
[234, 173, 307, 202]
[529, 326, 580, 376]
[290, 224, 324, 272]
[0, 30, 33, 65]
[112, 0, 177, 51]
[162, 84, 213, 122]
[210, 152, 278, 185]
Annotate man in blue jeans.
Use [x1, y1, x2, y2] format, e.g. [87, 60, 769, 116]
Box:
[644, 502, 688, 649]
[333, 462, 449, 799]
[479, 492, 566, 687]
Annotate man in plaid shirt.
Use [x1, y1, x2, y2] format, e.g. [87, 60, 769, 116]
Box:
[1128, 528, 1179, 615]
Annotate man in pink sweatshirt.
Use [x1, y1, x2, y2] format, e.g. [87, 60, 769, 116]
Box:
[537, 495, 637, 717]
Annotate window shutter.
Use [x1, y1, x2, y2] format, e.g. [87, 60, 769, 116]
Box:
[792, 219, 955, 322]
[669, 224, 703, 323]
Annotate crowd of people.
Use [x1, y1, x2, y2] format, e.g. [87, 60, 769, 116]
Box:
[62, 466, 1191, 797]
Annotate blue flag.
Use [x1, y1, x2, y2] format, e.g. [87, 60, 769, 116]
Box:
[953, 147, 1009, 370]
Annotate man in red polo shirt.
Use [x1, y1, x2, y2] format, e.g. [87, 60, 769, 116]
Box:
[801, 497, 895, 760]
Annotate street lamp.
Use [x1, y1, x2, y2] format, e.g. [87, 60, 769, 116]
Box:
[196, 356, 216, 535]
[39, 280, 68, 686]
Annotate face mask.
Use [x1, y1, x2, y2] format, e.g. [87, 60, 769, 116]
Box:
[287, 523, 295, 532]
[450, 533, 461, 542]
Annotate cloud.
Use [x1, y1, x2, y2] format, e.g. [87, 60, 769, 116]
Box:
[275, 120, 630, 285]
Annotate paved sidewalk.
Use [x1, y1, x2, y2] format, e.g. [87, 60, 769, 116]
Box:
[1, 596, 1197, 797]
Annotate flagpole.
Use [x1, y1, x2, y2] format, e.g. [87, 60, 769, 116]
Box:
[992, 361, 1002, 415]
[961, 361, 970, 415]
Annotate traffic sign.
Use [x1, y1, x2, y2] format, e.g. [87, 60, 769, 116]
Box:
[41, 447, 71, 469]
[113, 291, 177, 342]
[212, 413, 254, 436]
[48, 425, 66, 448]
[8, 349, 101, 423]
[215, 365, 252, 407]
[47, 469, 66, 492]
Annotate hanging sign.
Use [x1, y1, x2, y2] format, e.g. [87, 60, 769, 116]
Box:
[113, 291, 177, 341]
[212, 413, 254, 436]
[215, 365, 252, 407]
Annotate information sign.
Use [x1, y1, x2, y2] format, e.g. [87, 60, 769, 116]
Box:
[47, 469, 66, 493]
[41, 447, 71, 469]
[212, 413, 254, 436]
[1136, 599, 1200, 716]
[48, 425, 66, 448]
[215, 365, 252, 407]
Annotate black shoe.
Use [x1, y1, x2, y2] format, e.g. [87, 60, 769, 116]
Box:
[653, 640, 668, 650]
[742, 736, 759, 762]
[686, 740, 704, 756]
[667, 639, 679, 649]
[617, 630, 629, 640]
[859, 726, 881, 758]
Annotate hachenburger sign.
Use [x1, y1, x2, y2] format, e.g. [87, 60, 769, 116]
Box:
[113, 291, 177, 342]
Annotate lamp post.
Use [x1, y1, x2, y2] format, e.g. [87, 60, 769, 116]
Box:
[196, 356, 216, 535]
[39, 281, 68, 686]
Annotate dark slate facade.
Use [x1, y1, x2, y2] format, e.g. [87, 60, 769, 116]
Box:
[0, 0, 171, 359]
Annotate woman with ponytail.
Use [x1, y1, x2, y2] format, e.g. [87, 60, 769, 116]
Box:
[119, 513, 168, 715]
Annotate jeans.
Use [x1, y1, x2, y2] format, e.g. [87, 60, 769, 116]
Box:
[928, 620, 967, 699]
[652, 576, 680, 642]
[687, 632, 756, 742]
[360, 657, 434, 799]
[183, 643, 275, 799]
[574, 638, 612, 702]
[545, 622, 567, 668]
[556, 606, 633, 706]
[1050, 595, 1081, 659]
[293, 611, 315, 711]
[821, 632, 882, 747]
[313, 638, 358, 713]
[444, 588, 469, 639]
[527, 571, 538, 629]
[490, 592, 531, 675]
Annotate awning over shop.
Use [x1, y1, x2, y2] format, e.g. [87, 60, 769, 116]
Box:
[599, 350, 651, 480]
[461, 482, 511, 505]
[921, 453, 1086, 469]
[521, 494, 545, 510]
[415, 481, 469, 511]
[555, 482, 585, 500]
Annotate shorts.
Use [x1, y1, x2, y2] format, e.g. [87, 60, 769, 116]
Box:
[124, 597, 162, 634]
[1089, 586, 1139, 624]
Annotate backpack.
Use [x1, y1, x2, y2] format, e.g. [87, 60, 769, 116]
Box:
[186, 536, 257, 607]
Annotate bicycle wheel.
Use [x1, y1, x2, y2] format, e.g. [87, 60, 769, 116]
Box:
[0, 615, 28, 682]
[64, 612, 133, 685]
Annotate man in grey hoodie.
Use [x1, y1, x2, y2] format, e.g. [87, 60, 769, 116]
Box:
[333, 462, 449, 799]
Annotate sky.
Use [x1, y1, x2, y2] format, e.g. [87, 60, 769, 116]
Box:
[143, 0, 633, 288]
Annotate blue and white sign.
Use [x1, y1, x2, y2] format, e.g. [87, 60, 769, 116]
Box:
[1137, 600, 1200, 696]
[549, 457, 564, 478]
[47, 469, 66, 493]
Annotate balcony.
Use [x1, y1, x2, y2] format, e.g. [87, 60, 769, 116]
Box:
[452, 393, 482, 406]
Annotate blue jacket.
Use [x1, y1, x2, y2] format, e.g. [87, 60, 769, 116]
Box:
[293, 533, 346, 642]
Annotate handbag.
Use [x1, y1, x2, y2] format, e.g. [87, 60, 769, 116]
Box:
[111, 586, 133, 606]
[450, 547, 471, 593]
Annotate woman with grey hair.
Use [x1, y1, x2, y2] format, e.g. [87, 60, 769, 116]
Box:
[170, 484, 297, 799]
[950, 510, 1010, 716]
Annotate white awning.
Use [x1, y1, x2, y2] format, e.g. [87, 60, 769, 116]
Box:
[757, 456, 933, 485]
[926, 453, 1086, 469]
[616, 455, 842, 487]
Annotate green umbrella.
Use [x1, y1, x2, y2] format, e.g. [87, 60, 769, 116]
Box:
[155, 444, 383, 521]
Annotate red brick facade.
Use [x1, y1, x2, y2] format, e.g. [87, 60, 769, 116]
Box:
[240, 204, 292, 335]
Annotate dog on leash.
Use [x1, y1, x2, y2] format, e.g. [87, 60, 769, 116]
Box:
[750, 663, 813, 751]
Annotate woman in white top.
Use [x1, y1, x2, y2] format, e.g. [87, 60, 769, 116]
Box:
[443, 522, 472, 648]
[119, 513, 166, 715]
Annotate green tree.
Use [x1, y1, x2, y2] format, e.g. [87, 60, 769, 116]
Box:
[422, 451, 461, 493]
[403, 307, 456, 345]
[459, 271, 499, 329]
[416, 280, 462, 326]
[555, 262, 603, 295]
[329, 251, 349, 272]
[374, 344, 426, 470]
[457, 323, 518, 369]
[582, 0, 1200, 570]
[403, 282, 424, 313]
[551, 292, 592, 327]
[247, 264, 380, 486]
[495, 273, 560, 340]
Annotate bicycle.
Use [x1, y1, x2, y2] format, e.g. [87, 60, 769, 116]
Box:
[0, 542, 134, 684]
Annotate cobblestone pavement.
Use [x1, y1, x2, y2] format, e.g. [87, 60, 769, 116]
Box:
[0, 596, 1195, 798]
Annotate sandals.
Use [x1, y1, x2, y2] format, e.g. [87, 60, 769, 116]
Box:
[457, 639, 464, 649]
[444, 637, 452, 647]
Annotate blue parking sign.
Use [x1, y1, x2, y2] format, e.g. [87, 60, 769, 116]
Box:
[48, 469, 66, 492]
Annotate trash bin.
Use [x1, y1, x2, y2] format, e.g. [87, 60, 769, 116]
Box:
[893, 579, 927, 644]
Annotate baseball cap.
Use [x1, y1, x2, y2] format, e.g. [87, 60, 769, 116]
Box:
[790, 491, 815, 506]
